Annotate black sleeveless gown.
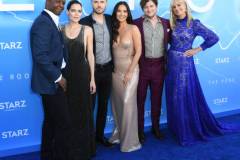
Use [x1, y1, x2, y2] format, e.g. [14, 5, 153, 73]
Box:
[63, 26, 95, 159]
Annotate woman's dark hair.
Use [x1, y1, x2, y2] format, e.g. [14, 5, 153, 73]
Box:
[112, 1, 133, 43]
[67, 0, 82, 11]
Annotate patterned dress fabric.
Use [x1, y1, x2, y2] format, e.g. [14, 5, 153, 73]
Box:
[166, 17, 240, 146]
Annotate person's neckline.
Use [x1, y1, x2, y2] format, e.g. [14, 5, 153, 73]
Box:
[176, 16, 187, 22]
[65, 24, 82, 40]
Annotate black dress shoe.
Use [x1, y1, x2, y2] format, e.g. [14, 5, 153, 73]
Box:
[96, 137, 114, 147]
[138, 131, 145, 144]
[151, 128, 164, 140]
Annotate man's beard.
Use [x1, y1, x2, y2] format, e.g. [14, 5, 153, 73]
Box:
[94, 8, 105, 15]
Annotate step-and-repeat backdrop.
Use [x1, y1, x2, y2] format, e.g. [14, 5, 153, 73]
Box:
[1, 0, 240, 157]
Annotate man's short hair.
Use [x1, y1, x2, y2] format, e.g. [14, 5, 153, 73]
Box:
[140, 0, 158, 9]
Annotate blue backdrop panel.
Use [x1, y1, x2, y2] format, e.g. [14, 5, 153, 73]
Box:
[0, 0, 240, 157]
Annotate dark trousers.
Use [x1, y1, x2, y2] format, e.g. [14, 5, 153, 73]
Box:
[92, 63, 112, 139]
[137, 57, 165, 133]
[40, 87, 73, 160]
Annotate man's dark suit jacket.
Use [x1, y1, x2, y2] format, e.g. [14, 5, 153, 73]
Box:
[133, 16, 170, 67]
[30, 11, 67, 94]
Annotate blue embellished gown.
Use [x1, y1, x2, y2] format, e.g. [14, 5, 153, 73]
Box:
[166, 17, 239, 146]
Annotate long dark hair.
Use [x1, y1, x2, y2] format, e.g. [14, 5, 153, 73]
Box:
[112, 1, 133, 43]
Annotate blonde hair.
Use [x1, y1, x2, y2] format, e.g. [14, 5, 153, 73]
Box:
[170, 0, 193, 29]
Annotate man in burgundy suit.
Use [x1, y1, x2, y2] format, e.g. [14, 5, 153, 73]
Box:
[133, 0, 170, 144]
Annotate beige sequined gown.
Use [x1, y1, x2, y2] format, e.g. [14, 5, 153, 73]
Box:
[109, 26, 141, 152]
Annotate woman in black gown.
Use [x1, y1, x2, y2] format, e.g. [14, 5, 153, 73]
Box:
[62, 1, 96, 159]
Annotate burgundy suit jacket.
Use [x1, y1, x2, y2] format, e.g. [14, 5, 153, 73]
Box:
[133, 16, 170, 68]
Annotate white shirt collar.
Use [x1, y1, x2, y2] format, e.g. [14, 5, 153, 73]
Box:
[44, 9, 59, 27]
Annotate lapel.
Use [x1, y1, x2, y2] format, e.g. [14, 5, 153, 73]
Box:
[104, 15, 113, 55]
[41, 11, 59, 32]
[136, 17, 145, 61]
[87, 14, 95, 30]
[41, 11, 68, 62]
[41, 11, 63, 43]
[105, 15, 112, 35]
[159, 17, 169, 49]
[138, 17, 145, 44]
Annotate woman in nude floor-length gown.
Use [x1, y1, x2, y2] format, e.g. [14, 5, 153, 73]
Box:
[109, 1, 142, 152]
